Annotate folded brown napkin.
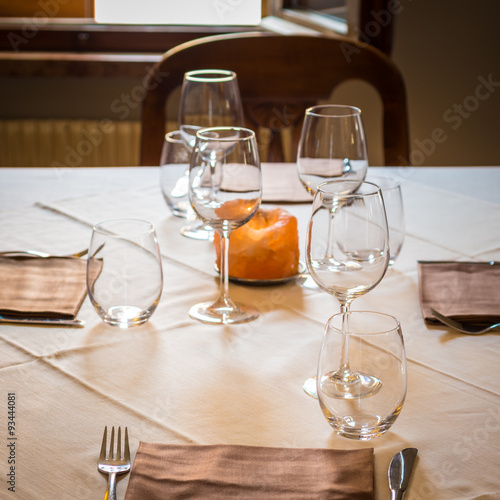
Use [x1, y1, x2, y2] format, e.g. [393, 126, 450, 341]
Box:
[0, 256, 92, 319]
[124, 443, 374, 500]
[418, 261, 500, 323]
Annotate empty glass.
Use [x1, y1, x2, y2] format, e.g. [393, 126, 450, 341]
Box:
[297, 105, 368, 195]
[317, 311, 407, 440]
[87, 219, 163, 328]
[188, 127, 262, 324]
[367, 175, 405, 267]
[178, 69, 244, 240]
[303, 180, 390, 398]
[297, 104, 369, 288]
[160, 130, 191, 218]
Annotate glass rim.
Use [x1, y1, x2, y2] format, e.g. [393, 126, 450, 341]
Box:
[184, 69, 237, 83]
[317, 180, 381, 198]
[92, 218, 156, 237]
[367, 175, 402, 190]
[164, 130, 184, 143]
[327, 310, 401, 336]
[305, 104, 362, 118]
[195, 126, 255, 142]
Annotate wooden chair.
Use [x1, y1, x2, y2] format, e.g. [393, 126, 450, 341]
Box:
[140, 32, 409, 166]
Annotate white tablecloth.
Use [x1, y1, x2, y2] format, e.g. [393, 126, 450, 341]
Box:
[0, 165, 499, 499]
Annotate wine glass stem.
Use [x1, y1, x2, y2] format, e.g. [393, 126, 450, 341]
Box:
[210, 160, 218, 200]
[326, 200, 342, 259]
[216, 229, 236, 308]
[338, 301, 355, 382]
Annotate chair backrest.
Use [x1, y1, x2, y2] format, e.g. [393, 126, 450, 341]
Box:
[140, 32, 409, 166]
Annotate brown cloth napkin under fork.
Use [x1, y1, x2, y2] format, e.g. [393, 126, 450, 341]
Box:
[124, 442, 374, 500]
[0, 256, 91, 319]
[418, 261, 500, 323]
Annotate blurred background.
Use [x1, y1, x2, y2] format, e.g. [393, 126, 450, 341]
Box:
[0, 0, 499, 167]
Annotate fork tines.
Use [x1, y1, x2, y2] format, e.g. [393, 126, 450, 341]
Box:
[99, 426, 130, 462]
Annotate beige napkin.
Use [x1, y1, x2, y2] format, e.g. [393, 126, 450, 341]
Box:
[124, 442, 374, 499]
[0, 256, 92, 319]
[418, 261, 500, 323]
[262, 163, 312, 203]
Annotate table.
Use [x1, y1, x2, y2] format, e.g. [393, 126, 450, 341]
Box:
[0, 165, 499, 499]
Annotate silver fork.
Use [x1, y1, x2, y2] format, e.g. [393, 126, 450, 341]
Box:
[97, 426, 131, 500]
[431, 308, 500, 335]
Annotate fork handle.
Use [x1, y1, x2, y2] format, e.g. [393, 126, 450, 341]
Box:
[105, 472, 117, 500]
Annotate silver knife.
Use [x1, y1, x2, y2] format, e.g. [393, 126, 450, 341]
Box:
[388, 448, 418, 500]
[0, 315, 85, 328]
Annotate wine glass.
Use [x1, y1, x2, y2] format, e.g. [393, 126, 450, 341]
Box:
[178, 69, 245, 240]
[317, 311, 407, 440]
[303, 180, 390, 398]
[297, 104, 369, 288]
[188, 127, 262, 324]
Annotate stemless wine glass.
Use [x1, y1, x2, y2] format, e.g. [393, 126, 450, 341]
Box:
[297, 104, 369, 288]
[188, 126, 262, 324]
[160, 130, 192, 218]
[367, 175, 405, 267]
[303, 180, 390, 398]
[178, 69, 245, 240]
[317, 311, 407, 440]
[87, 219, 163, 328]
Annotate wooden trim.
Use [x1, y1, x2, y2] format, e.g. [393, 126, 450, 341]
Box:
[0, 20, 257, 52]
[0, 51, 161, 77]
[0, 20, 262, 77]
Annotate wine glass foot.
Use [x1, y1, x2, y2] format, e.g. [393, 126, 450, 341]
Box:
[189, 301, 259, 325]
[180, 223, 214, 241]
[296, 273, 318, 289]
[303, 376, 318, 399]
[320, 370, 382, 399]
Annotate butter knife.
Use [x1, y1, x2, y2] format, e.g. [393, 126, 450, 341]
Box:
[0, 315, 85, 328]
[388, 448, 418, 500]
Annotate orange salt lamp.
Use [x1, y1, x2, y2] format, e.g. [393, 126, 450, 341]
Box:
[214, 207, 300, 280]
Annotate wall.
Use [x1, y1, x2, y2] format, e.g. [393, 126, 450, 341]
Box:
[391, 0, 500, 166]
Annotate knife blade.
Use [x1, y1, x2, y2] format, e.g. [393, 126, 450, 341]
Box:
[388, 448, 418, 500]
[0, 315, 85, 328]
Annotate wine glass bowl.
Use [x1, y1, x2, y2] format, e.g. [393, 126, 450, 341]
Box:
[297, 105, 368, 196]
[188, 127, 262, 325]
[307, 181, 390, 304]
[178, 69, 244, 240]
[178, 69, 244, 150]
